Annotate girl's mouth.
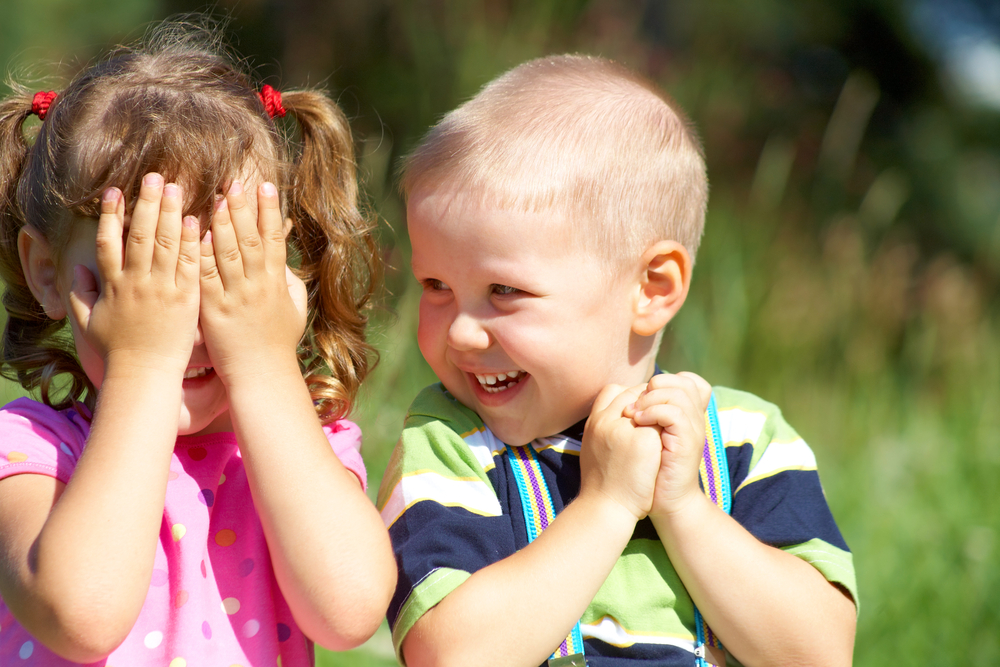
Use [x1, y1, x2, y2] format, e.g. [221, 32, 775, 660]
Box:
[474, 370, 526, 394]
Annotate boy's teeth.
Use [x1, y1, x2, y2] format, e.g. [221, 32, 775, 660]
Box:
[474, 371, 524, 393]
[183, 367, 212, 380]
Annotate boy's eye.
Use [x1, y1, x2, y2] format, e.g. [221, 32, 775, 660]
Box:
[491, 284, 521, 296]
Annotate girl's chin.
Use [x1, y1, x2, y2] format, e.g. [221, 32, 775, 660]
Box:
[177, 409, 232, 436]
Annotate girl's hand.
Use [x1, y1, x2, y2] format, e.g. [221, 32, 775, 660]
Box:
[198, 180, 306, 386]
[580, 383, 663, 522]
[626, 372, 712, 519]
[68, 174, 202, 373]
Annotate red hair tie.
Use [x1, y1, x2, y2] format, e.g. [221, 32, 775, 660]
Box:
[258, 85, 286, 119]
[31, 91, 58, 120]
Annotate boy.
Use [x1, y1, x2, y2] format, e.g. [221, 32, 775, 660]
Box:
[377, 55, 857, 667]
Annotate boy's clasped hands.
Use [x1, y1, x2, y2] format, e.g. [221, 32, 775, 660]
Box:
[69, 172, 306, 391]
[582, 372, 713, 525]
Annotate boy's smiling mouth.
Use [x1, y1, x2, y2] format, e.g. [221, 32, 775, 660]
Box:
[474, 370, 526, 393]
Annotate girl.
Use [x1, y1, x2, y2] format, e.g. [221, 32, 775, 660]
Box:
[0, 22, 396, 666]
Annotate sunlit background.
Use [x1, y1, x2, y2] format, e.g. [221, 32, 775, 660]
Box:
[2, 1, 998, 664]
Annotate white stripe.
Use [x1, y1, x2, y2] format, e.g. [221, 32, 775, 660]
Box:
[380, 472, 502, 528]
[464, 430, 505, 471]
[535, 434, 582, 454]
[739, 438, 817, 489]
[581, 616, 695, 652]
[717, 407, 767, 447]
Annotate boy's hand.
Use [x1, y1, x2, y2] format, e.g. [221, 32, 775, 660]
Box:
[579, 384, 664, 522]
[198, 180, 307, 386]
[68, 175, 202, 374]
[627, 372, 712, 518]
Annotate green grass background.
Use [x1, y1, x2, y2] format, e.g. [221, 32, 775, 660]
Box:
[3, 1, 999, 664]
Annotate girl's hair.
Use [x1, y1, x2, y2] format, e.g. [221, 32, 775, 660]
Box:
[0, 21, 379, 422]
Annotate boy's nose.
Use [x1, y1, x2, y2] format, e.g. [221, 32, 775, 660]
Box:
[446, 312, 490, 351]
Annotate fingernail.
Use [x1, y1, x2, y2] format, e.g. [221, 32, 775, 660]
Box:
[163, 183, 179, 198]
[102, 188, 119, 203]
[183, 215, 199, 230]
[202, 230, 213, 244]
[214, 195, 227, 211]
[261, 182, 277, 197]
[143, 173, 163, 187]
[229, 180, 243, 195]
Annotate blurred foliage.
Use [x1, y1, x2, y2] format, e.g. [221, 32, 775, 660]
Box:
[3, 0, 999, 664]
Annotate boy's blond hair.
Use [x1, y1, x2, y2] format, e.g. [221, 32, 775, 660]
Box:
[401, 54, 708, 267]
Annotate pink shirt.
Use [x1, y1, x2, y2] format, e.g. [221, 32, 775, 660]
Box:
[0, 397, 367, 666]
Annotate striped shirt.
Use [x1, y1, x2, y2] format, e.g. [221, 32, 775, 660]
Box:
[377, 383, 857, 666]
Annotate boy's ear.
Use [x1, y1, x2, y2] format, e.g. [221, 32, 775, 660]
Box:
[631, 240, 692, 337]
[18, 225, 67, 320]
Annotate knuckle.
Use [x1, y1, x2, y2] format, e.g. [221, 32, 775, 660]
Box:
[154, 234, 177, 252]
[126, 228, 151, 245]
[240, 233, 262, 249]
[221, 247, 243, 264]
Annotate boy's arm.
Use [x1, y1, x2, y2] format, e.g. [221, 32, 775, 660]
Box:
[631, 374, 856, 667]
[393, 384, 661, 667]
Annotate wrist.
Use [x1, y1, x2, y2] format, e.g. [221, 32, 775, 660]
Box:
[101, 353, 188, 383]
[574, 487, 642, 539]
[649, 490, 716, 537]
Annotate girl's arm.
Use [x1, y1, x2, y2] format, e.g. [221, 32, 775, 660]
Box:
[197, 180, 396, 650]
[631, 373, 856, 667]
[401, 384, 662, 667]
[0, 177, 201, 662]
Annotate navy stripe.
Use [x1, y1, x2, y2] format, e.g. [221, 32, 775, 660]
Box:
[731, 468, 849, 551]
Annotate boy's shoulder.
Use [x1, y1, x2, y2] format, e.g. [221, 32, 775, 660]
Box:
[404, 383, 486, 435]
[710, 385, 809, 470]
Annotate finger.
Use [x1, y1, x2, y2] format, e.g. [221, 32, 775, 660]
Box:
[66, 265, 99, 330]
[594, 383, 647, 418]
[124, 173, 164, 273]
[199, 229, 223, 298]
[151, 182, 183, 275]
[631, 403, 689, 430]
[632, 385, 695, 413]
[209, 194, 243, 287]
[176, 215, 201, 290]
[95, 188, 125, 283]
[258, 182, 287, 272]
[676, 371, 712, 410]
[224, 179, 264, 277]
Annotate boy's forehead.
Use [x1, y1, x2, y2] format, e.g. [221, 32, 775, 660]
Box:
[407, 184, 576, 240]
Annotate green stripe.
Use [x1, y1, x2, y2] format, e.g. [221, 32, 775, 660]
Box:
[582, 538, 695, 640]
[783, 538, 859, 612]
[391, 567, 471, 664]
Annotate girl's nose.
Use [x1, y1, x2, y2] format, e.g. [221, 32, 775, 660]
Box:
[447, 312, 490, 351]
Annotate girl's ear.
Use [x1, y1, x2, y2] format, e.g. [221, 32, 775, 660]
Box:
[631, 240, 692, 337]
[18, 226, 67, 320]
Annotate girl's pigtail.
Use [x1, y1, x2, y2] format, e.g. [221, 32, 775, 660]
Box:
[279, 89, 380, 422]
[0, 91, 93, 411]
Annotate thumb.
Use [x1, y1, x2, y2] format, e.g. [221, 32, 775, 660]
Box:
[66, 265, 99, 328]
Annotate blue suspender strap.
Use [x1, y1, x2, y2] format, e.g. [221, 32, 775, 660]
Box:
[506, 443, 587, 666]
[694, 392, 730, 667]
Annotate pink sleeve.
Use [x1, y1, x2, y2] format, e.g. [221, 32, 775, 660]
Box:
[0, 398, 88, 484]
[322, 419, 367, 491]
